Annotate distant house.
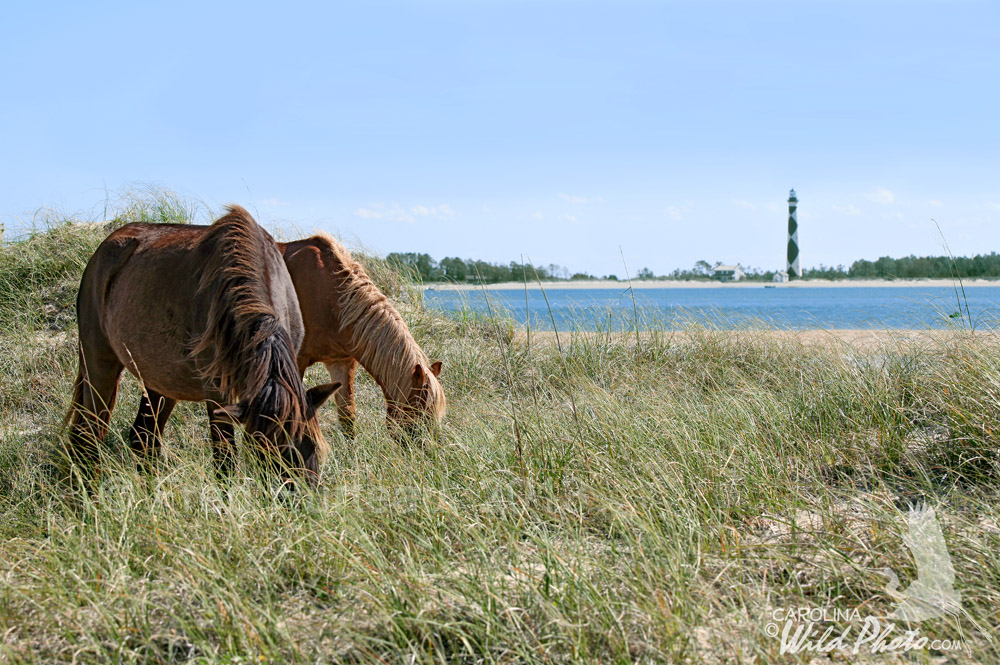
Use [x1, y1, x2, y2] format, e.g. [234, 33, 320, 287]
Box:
[712, 263, 746, 282]
[772, 271, 789, 283]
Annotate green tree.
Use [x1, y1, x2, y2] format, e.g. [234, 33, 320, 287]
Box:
[693, 260, 712, 277]
[439, 256, 468, 281]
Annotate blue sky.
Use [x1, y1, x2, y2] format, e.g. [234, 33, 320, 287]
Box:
[2, 1, 997, 276]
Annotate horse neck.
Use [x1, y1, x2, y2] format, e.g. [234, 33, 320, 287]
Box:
[304, 236, 424, 405]
[246, 327, 309, 435]
[345, 309, 423, 405]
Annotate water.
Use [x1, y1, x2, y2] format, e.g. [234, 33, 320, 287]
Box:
[423, 285, 1000, 331]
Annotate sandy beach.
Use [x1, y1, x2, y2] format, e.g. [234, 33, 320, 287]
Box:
[518, 327, 996, 352]
[426, 278, 998, 292]
[515, 328, 998, 350]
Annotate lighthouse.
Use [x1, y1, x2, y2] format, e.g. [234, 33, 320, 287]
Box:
[786, 189, 800, 279]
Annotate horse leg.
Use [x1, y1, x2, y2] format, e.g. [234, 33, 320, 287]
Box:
[66, 345, 123, 471]
[129, 390, 176, 471]
[207, 401, 237, 479]
[325, 358, 358, 439]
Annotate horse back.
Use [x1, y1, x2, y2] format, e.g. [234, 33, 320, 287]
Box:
[88, 222, 288, 393]
[279, 237, 350, 367]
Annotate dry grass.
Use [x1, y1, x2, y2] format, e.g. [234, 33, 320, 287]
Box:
[1, 193, 999, 663]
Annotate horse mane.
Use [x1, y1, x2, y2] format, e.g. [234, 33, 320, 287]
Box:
[310, 233, 432, 400]
[192, 206, 316, 444]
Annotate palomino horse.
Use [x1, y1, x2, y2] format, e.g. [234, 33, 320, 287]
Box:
[280, 234, 445, 436]
[67, 206, 339, 483]
[131, 232, 445, 441]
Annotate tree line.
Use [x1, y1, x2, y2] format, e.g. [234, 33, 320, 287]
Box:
[385, 253, 585, 283]
[386, 251, 1000, 283]
[780, 253, 1000, 281]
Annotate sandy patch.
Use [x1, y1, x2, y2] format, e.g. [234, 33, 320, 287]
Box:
[516, 328, 993, 351]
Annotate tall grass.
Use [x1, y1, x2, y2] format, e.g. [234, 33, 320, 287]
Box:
[0, 187, 205, 332]
[1, 194, 999, 663]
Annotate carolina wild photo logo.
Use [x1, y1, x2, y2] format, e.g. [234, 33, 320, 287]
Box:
[764, 504, 990, 656]
[880, 505, 962, 622]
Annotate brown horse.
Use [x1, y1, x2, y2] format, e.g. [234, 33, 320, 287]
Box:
[131, 232, 445, 441]
[280, 234, 445, 437]
[67, 205, 339, 483]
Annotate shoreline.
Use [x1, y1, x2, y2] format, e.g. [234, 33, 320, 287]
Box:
[424, 278, 999, 291]
[518, 328, 994, 350]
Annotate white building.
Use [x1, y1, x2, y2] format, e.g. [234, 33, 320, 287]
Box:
[772, 271, 789, 283]
[712, 263, 746, 282]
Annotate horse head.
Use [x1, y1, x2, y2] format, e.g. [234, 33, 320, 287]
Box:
[387, 361, 445, 438]
[214, 381, 340, 481]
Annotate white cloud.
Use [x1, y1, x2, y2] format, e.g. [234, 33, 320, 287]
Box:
[354, 203, 414, 223]
[354, 202, 453, 223]
[563, 213, 578, 223]
[986, 202, 1000, 211]
[386, 206, 416, 223]
[559, 193, 603, 204]
[766, 202, 781, 212]
[531, 211, 544, 220]
[411, 203, 454, 218]
[869, 187, 895, 204]
[732, 199, 756, 211]
[354, 207, 383, 220]
[260, 197, 282, 207]
[832, 204, 862, 216]
[929, 200, 943, 208]
[665, 205, 688, 221]
[882, 211, 904, 220]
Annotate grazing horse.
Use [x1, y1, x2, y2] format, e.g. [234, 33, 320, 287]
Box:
[131, 232, 445, 441]
[280, 234, 445, 436]
[67, 205, 339, 483]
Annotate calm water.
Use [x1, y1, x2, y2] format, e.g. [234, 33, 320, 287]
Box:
[423, 285, 1000, 331]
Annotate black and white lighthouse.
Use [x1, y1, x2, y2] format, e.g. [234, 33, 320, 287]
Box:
[786, 189, 800, 279]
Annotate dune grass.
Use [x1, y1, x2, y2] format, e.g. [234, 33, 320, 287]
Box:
[2, 195, 1000, 663]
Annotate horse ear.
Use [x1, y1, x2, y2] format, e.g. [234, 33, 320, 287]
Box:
[212, 403, 245, 425]
[412, 363, 427, 388]
[306, 382, 341, 417]
[430, 361, 442, 377]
